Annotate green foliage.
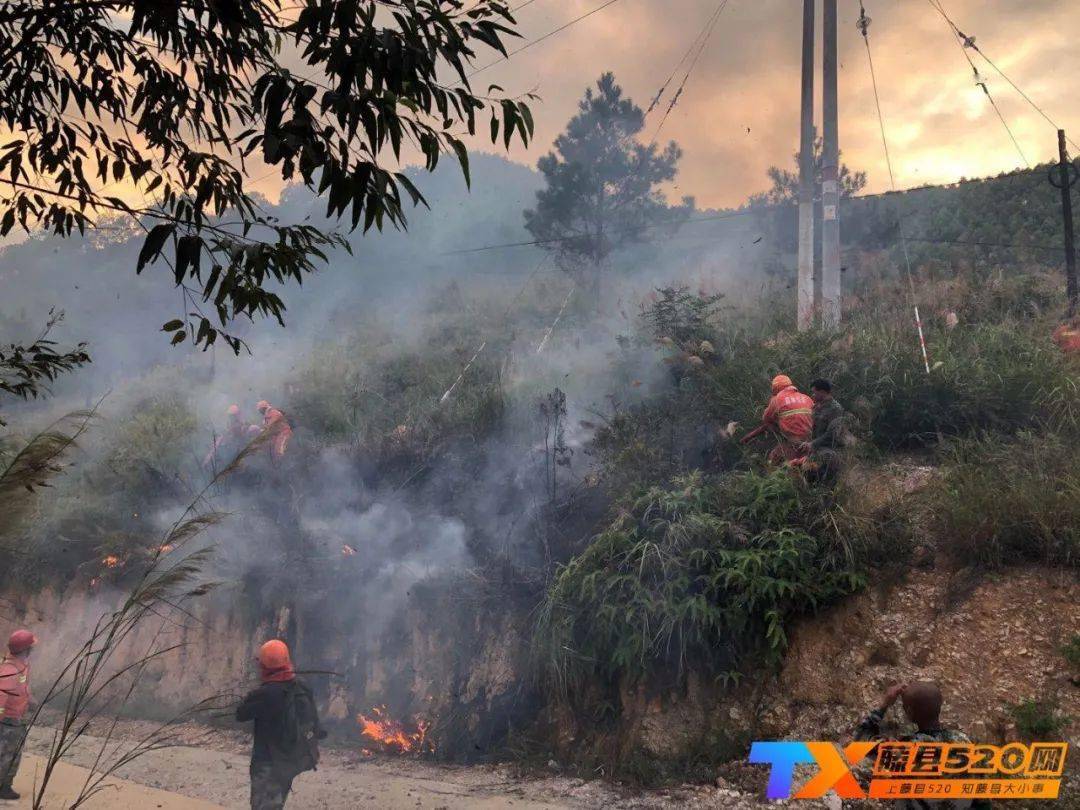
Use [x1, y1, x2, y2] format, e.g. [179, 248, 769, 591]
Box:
[848, 164, 1079, 274]
[535, 471, 866, 696]
[1009, 699, 1071, 740]
[831, 320, 1072, 447]
[753, 157, 1078, 276]
[1061, 635, 1080, 669]
[0, 311, 89, 422]
[724, 321, 1070, 450]
[594, 284, 1076, 490]
[0, 410, 95, 555]
[524, 73, 693, 284]
[926, 432, 1080, 569]
[286, 320, 506, 460]
[645, 287, 725, 345]
[4, 380, 200, 588]
[0, 0, 534, 350]
[752, 131, 867, 207]
[103, 393, 199, 483]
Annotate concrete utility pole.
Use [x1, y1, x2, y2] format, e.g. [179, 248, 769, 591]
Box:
[820, 0, 841, 328]
[1055, 129, 1078, 318]
[796, 0, 815, 331]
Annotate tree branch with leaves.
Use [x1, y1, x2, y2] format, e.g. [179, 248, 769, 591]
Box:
[0, 0, 536, 351]
[0, 310, 90, 424]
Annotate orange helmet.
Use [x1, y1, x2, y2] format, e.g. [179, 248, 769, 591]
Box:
[227, 404, 241, 416]
[258, 639, 291, 670]
[256, 400, 271, 413]
[8, 629, 36, 655]
[771, 374, 793, 394]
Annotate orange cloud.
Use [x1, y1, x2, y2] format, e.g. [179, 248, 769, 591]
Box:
[448, 0, 1079, 208]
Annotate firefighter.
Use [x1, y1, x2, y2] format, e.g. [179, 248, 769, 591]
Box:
[740, 374, 814, 465]
[204, 404, 258, 468]
[0, 630, 36, 800]
[256, 401, 293, 461]
[236, 640, 324, 810]
[1052, 316, 1080, 354]
[854, 682, 992, 809]
[791, 378, 851, 482]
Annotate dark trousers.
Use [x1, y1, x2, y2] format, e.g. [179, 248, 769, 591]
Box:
[250, 762, 296, 810]
[0, 722, 25, 790]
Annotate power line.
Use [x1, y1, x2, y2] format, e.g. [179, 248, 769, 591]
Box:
[443, 168, 1059, 255]
[468, 0, 626, 78]
[645, 2, 720, 114]
[444, 209, 759, 254]
[646, 0, 730, 136]
[902, 236, 1062, 252]
[922, 0, 1079, 154]
[648, 1, 729, 144]
[924, 0, 1028, 167]
[857, 1, 930, 374]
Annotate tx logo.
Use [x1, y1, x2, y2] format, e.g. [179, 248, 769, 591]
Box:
[749, 741, 877, 799]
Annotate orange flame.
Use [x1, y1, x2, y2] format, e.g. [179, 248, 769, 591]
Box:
[102, 555, 122, 569]
[342, 544, 357, 556]
[157, 544, 174, 555]
[356, 706, 433, 754]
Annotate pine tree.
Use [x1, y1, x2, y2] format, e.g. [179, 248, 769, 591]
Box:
[524, 73, 692, 304]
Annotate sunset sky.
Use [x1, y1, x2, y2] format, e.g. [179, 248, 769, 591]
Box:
[10, 0, 1075, 227]
[348, 0, 1079, 211]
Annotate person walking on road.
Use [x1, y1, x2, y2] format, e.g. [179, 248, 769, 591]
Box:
[0, 629, 36, 801]
[236, 639, 324, 810]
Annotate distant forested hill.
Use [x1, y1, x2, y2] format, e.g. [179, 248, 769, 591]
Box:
[1, 151, 1075, 396]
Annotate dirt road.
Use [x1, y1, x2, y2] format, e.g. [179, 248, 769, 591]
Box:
[14, 723, 793, 809]
[12, 753, 224, 809]
[18, 726, 577, 809]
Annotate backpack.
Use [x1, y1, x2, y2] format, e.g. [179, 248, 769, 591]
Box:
[277, 681, 320, 776]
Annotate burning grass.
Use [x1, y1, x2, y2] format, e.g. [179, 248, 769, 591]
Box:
[357, 706, 434, 755]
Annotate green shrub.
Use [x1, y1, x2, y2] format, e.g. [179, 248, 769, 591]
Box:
[926, 432, 1080, 569]
[0, 380, 201, 589]
[1061, 635, 1080, 668]
[287, 323, 507, 457]
[102, 392, 198, 483]
[644, 287, 725, 344]
[702, 317, 1073, 450]
[534, 470, 866, 697]
[599, 287, 1077, 469]
[1009, 699, 1071, 740]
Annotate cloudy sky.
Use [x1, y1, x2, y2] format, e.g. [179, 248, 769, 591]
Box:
[337, 0, 1077, 211]
[7, 0, 1073, 233]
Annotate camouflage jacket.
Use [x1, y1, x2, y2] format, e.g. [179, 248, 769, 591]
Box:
[853, 707, 992, 810]
[810, 398, 848, 451]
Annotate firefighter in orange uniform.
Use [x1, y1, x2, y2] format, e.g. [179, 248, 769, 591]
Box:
[204, 404, 259, 467]
[257, 401, 293, 461]
[740, 374, 815, 465]
[0, 630, 36, 800]
[1052, 317, 1080, 354]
